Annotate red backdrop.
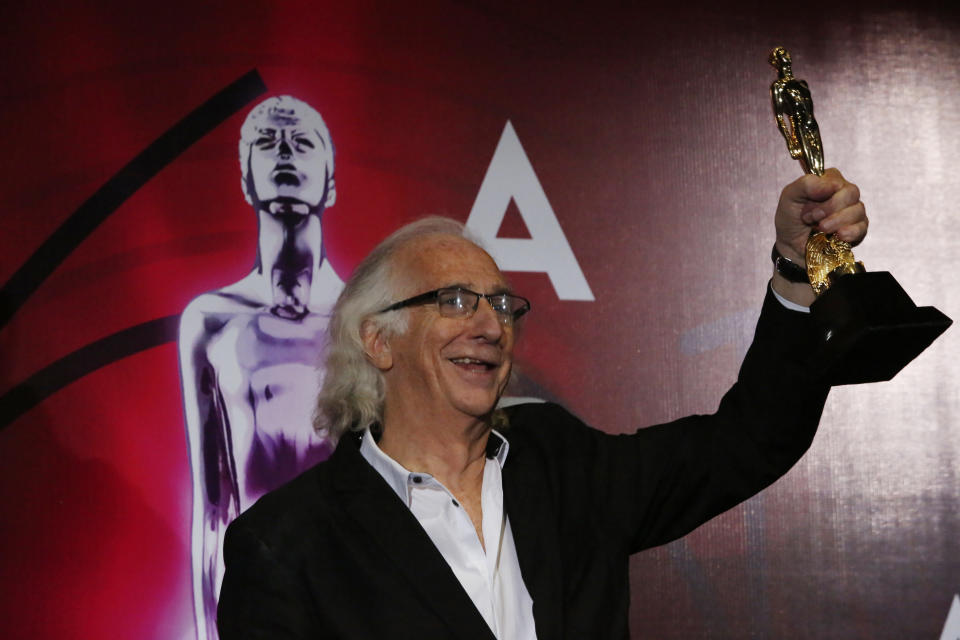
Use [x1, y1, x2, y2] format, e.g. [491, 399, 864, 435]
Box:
[1, 1, 957, 638]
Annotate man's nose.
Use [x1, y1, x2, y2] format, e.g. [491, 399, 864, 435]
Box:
[470, 297, 505, 341]
[278, 139, 293, 158]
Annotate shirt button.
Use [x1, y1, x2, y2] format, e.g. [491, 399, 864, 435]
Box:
[411, 476, 422, 484]
[451, 499, 459, 507]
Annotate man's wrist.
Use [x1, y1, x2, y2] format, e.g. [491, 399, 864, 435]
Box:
[771, 269, 816, 308]
[772, 242, 808, 282]
[770, 277, 812, 312]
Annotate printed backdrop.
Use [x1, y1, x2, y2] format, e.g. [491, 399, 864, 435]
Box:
[1, 1, 958, 638]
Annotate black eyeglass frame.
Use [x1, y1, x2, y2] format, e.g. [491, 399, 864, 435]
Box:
[379, 286, 531, 322]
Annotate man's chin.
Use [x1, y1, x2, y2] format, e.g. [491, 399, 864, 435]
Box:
[453, 395, 503, 423]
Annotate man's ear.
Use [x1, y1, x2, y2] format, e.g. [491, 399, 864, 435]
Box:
[360, 318, 392, 371]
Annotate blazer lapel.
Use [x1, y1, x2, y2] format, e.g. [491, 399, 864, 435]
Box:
[502, 434, 564, 639]
[329, 434, 496, 640]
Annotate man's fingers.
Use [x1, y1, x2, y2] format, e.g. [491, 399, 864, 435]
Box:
[776, 167, 867, 253]
[797, 176, 861, 223]
[826, 181, 861, 212]
[800, 208, 827, 225]
[831, 217, 869, 246]
[818, 198, 867, 231]
[783, 169, 846, 207]
[816, 196, 868, 245]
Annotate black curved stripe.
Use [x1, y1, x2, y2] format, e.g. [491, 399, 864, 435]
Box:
[0, 69, 267, 329]
[0, 315, 180, 429]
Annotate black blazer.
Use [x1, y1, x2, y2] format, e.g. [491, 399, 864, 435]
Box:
[217, 289, 829, 639]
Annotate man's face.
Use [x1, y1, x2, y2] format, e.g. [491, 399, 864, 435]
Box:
[249, 117, 329, 208]
[383, 236, 516, 424]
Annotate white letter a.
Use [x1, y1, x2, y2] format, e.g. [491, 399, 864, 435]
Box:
[941, 594, 960, 640]
[466, 121, 594, 301]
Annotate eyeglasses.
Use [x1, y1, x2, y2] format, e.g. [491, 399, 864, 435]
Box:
[379, 287, 531, 324]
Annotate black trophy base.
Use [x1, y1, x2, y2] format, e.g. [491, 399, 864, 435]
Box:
[810, 271, 952, 385]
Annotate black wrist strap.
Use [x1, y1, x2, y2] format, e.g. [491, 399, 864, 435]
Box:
[771, 244, 809, 283]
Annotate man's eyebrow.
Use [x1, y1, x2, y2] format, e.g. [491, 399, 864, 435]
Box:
[447, 283, 513, 295]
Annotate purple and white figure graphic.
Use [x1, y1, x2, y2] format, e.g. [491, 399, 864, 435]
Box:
[178, 96, 343, 640]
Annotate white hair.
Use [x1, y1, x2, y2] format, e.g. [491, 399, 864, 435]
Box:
[314, 217, 477, 438]
[238, 95, 335, 207]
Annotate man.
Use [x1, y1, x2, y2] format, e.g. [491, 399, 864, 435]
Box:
[179, 95, 344, 640]
[217, 169, 867, 638]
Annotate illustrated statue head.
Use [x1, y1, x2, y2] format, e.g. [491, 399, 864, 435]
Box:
[239, 95, 336, 213]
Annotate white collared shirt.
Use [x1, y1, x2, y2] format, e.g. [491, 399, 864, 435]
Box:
[359, 429, 538, 639]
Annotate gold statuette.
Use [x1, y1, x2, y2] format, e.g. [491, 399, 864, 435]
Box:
[769, 46, 823, 177]
[769, 46, 863, 295]
[765, 46, 951, 385]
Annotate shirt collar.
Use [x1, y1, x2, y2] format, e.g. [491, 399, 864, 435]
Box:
[485, 429, 509, 466]
[358, 427, 510, 504]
